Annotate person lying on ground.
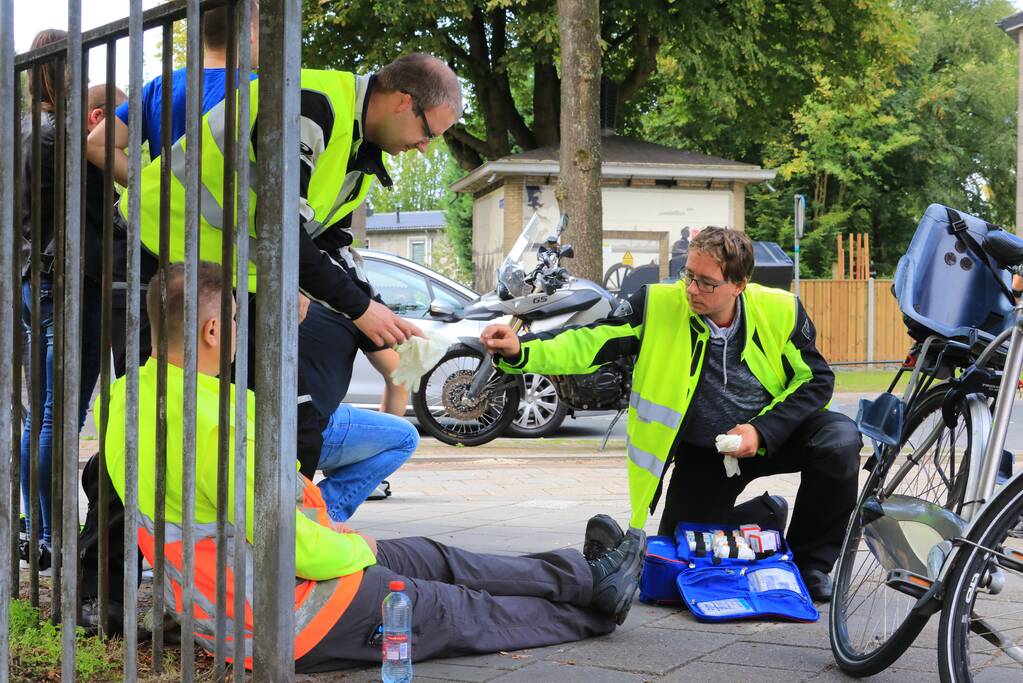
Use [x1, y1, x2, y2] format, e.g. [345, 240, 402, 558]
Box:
[102, 260, 646, 670]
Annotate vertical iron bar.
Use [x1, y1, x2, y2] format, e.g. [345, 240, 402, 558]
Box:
[215, 2, 239, 677]
[232, 0, 252, 679]
[61, 5, 84, 673]
[28, 64, 42, 608]
[182, 1, 204, 679]
[123, 0, 145, 679]
[50, 60, 65, 625]
[10, 65, 23, 598]
[254, 0, 300, 679]
[152, 19, 174, 675]
[0, 0, 16, 679]
[98, 39, 116, 640]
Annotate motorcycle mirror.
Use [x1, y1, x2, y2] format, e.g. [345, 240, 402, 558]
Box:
[559, 244, 574, 259]
[557, 214, 568, 235]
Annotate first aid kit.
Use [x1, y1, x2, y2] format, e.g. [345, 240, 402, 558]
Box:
[639, 521, 819, 623]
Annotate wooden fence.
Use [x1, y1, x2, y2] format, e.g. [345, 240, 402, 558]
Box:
[794, 279, 913, 364]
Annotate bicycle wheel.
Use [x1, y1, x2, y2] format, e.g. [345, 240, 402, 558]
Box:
[831, 385, 987, 677]
[938, 473, 1023, 682]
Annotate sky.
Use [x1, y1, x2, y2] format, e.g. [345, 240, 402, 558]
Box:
[13, 0, 1023, 90]
[14, 0, 166, 90]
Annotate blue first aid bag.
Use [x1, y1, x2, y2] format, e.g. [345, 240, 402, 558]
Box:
[639, 521, 819, 623]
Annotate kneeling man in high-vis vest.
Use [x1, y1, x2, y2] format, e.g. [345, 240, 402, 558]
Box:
[480, 227, 862, 603]
[103, 261, 645, 672]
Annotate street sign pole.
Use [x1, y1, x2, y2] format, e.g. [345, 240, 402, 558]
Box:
[793, 194, 805, 298]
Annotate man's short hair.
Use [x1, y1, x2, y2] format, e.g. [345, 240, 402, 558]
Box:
[376, 53, 462, 115]
[86, 84, 126, 113]
[201, 0, 258, 50]
[689, 227, 755, 283]
[147, 261, 227, 348]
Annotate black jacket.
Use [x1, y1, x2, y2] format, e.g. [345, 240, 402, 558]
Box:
[20, 111, 113, 282]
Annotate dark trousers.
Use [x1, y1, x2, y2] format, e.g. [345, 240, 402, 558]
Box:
[296, 537, 616, 673]
[657, 410, 862, 574]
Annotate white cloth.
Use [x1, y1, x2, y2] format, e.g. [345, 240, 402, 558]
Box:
[391, 332, 456, 392]
[716, 434, 742, 478]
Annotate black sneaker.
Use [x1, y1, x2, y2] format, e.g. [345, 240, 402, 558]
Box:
[588, 528, 646, 625]
[583, 514, 624, 561]
[20, 540, 51, 571]
[367, 480, 391, 501]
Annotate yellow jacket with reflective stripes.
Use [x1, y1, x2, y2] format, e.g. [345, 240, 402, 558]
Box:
[119, 70, 379, 313]
[498, 282, 834, 529]
[102, 358, 376, 665]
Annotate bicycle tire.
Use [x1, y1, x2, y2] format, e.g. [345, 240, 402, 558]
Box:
[830, 385, 986, 677]
[938, 471, 1023, 682]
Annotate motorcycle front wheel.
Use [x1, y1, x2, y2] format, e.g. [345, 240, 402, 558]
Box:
[412, 344, 522, 447]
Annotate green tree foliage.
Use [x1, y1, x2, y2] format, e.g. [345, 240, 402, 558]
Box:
[368, 138, 452, 212]
[303, 0, 1019, 279]
[637, 0, 1018, 277]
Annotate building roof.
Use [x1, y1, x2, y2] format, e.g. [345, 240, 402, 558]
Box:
[999, 10, 1023, 37]
[365, 209, 446, 233]
[450, 134, 776, 194]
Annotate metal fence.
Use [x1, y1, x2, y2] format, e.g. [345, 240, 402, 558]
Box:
[0, 0, 299, 680]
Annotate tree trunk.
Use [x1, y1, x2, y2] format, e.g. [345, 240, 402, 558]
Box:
[556, 0, 603, 284]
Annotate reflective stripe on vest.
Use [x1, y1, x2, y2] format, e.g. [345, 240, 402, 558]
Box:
[121, 69, 376, 292]
[134, 475, 363, 669]
[629, 390, 683, 430]
[623, 282, 798, 529]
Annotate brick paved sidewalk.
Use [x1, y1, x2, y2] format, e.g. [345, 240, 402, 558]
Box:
[297, 438, 941, 683]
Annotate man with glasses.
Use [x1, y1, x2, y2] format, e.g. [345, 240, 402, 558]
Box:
[479, 227, 860, 603]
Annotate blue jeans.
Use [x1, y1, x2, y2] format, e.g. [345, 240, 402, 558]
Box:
[316, 404, 418, 522]
[20, 278, 102, 546]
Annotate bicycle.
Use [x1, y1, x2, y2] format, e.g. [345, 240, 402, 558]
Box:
[829, 208, 1023, 680]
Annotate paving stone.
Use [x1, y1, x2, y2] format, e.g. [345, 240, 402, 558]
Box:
[645, 609, 778, 636]
[548, 625, 739, 675]
[660, 660, 817, 682]
[701, 641, 835, 674]
[490, 660, 650, 682]
[411, 660, 504, 681]
[437, 650, 541, 671]
[805, 664, 940, 682]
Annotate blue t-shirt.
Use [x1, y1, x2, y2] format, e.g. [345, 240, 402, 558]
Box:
[115, 67, 258, 159]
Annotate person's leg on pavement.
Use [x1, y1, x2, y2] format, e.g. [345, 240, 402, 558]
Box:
[366, 347, 408, 415]
[656, 443, 750, 537]
[76, 277, 103, 429]
[375, 536, 593, 605]
[296, 553, 616, 673]
[316, 404, 418, 521]
[755, 410, 861, 576]
[19, 280, 55, 549]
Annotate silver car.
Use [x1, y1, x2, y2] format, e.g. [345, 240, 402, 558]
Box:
[346, 250, 568, 437]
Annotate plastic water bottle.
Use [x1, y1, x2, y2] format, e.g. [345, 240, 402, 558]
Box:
[381, 580, 412, 683]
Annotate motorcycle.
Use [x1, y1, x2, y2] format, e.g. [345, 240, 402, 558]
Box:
[412, 213, 633, 446]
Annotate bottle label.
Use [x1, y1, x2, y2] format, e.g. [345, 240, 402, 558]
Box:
[384, 640, 409, 661]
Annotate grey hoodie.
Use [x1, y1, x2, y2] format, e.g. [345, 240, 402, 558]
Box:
[677, 297, 774, 450]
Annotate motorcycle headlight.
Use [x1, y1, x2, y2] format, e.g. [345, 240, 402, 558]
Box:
[497, 261, 530, 298]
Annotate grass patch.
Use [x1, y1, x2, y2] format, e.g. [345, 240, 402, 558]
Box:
[9, 599, 118, 682]
[832, 367, 910, 395]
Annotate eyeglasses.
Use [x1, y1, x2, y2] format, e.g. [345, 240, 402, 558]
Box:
[403, 90, 436, 141]
[684, 271, 727, 293]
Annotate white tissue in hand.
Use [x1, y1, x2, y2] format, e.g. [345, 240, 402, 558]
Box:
[715, 434, 742, 453]
[722, 455, 741, 478]
[391, 332, 456, 392]
[716, 434, 743, 478]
